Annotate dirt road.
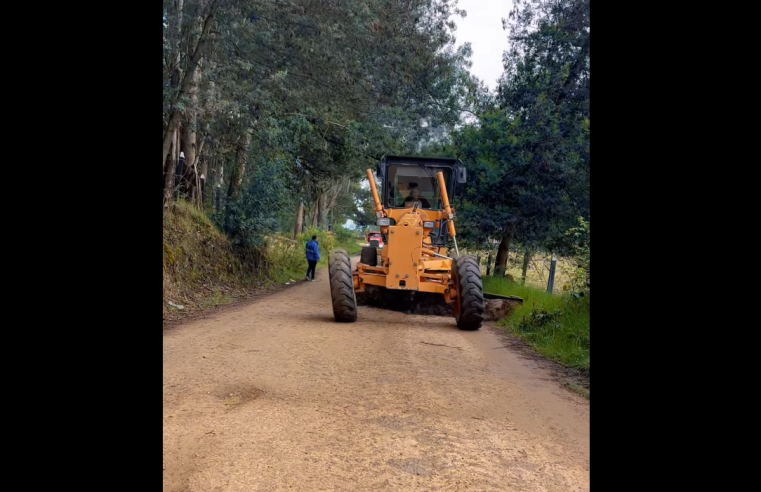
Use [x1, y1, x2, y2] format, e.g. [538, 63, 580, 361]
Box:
[163, 259, 589, 491]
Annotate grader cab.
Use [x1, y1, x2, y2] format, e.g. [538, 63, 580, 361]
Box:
[328, 155, 487, 330]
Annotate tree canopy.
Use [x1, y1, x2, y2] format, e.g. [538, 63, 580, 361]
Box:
[433, 0, 589, 267]
[163, 0, 483, 245]
[162, 0, 590, 269]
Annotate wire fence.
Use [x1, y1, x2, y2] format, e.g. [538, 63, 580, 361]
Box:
[464, 249, 575, 294]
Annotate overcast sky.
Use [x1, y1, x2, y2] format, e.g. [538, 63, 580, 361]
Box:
[452, 0, 513, 92]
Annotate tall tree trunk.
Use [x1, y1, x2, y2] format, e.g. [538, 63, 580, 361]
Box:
[197, 137, 207, 208]
[164, 0, 184, 169]
[169, 0, 184, 87]
[191, 158, 201, 207]
[494, 233, 512, 276]
[214, 162, 224, 212]
[162, 0, 220, 168]
[317, 192, 328, 228]
[174, 128, 182, 200]
[163, 112, 182, 170]
[294, 202, 304, 239]
[163, 128, 179, 212]
[521, 249, 531, 285]
[173, 122, 184, 199]
[181, 67, 200, 201]
[193, 134, 206, 208]
[179, 138, 194, 199]
[323, 177, 347, 223]
[226, 129, 252, 200]
[167, 0, 184, 197]
[163, 151, 174, 210]
[311, 197, 320, 227]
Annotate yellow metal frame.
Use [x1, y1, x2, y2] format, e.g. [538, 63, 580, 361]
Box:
[355, 168, 459, 304]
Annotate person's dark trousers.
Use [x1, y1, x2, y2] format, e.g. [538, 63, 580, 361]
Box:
[306, 260, 317, 280]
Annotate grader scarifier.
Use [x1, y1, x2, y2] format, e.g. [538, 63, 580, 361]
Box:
[328, 155, 494, 331]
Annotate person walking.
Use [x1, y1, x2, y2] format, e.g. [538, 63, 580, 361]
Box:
[305, 235, 320, 281]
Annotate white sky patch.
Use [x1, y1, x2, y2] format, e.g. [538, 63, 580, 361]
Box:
[452, 0, 513, 92]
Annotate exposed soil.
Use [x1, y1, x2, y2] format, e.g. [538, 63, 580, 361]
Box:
[163, 259, 589, 491]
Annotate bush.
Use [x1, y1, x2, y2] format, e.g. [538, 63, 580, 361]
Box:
[332, 224, 354, 244]
[215, 155, 293, 248]
[565, 217, 590, 295]
[297, 227, 335, 261]
[264, 235, 304, 275]
[259, 228, 337, 283]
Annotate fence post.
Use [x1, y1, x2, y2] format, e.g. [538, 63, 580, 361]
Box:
[547, 255, 557, 293]
[486, 251, 492, 276]
[521, 250, 530, 285]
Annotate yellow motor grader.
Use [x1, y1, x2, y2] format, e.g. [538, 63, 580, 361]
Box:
[328, 155, 516, 330]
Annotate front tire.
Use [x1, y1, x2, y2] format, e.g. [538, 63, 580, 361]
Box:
[452, 256, 485, 330]
[329, 250, 358, 322]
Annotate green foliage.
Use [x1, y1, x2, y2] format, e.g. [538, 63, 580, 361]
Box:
[484, 276, 589, 372]
[348, 183, 377, 229]
[332, 225, 363, 255]
[433, 0, 589, 254]
[164, 0, 483, 249]
[484, 277, 558, 308]
[331, 224, 354, 244]
[263, 236, 307, 283]
[164, 0, 591, 341]
[512, 301, 589, 372]
[263, 227, 337, 283]
[163, 200, 269, 320]
[217, 154, 293, 247]
[337, 240, 362, 256]
[565, 216, 590, 294]
[297, 227, 335, 259]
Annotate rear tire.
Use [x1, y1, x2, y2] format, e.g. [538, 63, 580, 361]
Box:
[329, 250, 349, 280]
[452, 256, 485, 331]
[329, 249, 358, 322]
[360, 246, 377, 266]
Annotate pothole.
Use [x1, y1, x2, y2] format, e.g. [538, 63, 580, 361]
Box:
[214, 384, 263, 407]
[388, 457, 433, 477]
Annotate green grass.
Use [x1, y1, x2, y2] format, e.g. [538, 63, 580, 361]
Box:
[270, 265, 307, 283]
[334, 238, 363, 255]
[198, 289, 234, 308]
[163, 202, 271, 320]
[265, 235, 362, 284]
[164, 208, 368, 320]
[483, 277, 589, 373]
